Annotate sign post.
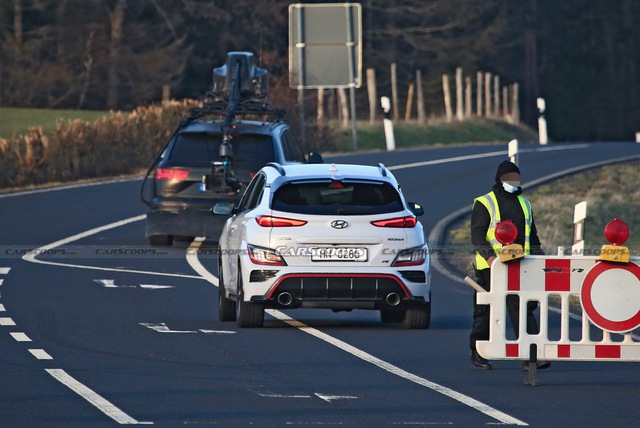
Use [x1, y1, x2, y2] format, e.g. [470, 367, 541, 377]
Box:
[289, 3, 362, 151]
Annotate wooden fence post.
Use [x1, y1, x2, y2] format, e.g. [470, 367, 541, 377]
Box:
[502, 86, 509, 122]
[485, 72, 492, 117]
[317, 87, 325, 138]
[338, 88, 349, 129]
[493, 75, 500, 116]
[465, 76, 472, 118]
[405, 83, 414, 121]
[511, 83, 520, 124]
[443, 74, 453, 123]
[416, 70, 426, 124]
[367, 68, 377, 124]
[391, 63, 399, 121]
[477, 71, 483, 116]
[455, 67, 464, 121]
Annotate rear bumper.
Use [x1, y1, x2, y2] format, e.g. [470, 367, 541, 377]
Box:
[145, 209, 228, 240]
[245, 270, 430, 310]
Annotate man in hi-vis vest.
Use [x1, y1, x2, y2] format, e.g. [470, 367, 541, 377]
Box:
[469, 160, 550, 371]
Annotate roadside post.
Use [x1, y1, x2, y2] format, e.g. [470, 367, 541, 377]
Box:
[537, 97, 548, 145]
[381, 96, 396, 151]
[508, 139, 518, 165]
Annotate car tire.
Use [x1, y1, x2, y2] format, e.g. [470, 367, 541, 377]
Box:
[149, 234, 173, 246]
[218, 260, 236, 322]
[235, 266, 264, 328]
[380, 309, 406, 323]
[403, 302, 431, 329]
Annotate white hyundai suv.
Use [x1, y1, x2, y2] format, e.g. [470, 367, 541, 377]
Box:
[213, 162, 431, 328]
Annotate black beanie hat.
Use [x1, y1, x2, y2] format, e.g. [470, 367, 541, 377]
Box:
[495, 160, 520, 182]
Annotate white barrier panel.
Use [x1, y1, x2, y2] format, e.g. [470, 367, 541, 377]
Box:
[476, 255, 640, 362]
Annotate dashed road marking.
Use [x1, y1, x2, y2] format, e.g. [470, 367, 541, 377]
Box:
[10, 332, 31, 342]
[29, 349, 53, 360]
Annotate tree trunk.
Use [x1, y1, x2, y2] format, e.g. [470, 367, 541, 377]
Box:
[107, 0, 126, 109]
[12, 0, 22, 55]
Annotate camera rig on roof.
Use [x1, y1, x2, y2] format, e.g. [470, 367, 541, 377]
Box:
[189, 51, 284, 195]
[140, 51, 283, 206]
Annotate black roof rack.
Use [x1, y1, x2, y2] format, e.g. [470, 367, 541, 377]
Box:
[378, 163, 388, 177]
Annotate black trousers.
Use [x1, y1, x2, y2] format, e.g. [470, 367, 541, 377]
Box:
[469, 268, 540, 352]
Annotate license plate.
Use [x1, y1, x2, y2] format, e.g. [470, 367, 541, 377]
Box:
[310, 247, 367, 262]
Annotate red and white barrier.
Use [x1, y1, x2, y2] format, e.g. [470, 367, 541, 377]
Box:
[476, 255, 640, 362]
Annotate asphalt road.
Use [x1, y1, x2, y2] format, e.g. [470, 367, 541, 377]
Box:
[1, 141, 640, 427]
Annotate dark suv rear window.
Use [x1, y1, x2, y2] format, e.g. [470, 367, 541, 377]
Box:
[271, 181, 403, 215]
[167, 132, 275, 180]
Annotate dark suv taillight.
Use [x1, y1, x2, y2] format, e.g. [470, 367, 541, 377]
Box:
[155, 168, 190, 181]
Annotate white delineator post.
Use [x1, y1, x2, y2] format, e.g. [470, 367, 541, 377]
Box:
[572, 201, 587, 256]
[537, 97, 548, 145]
[508, 139, 518, 165]
[381, 96, 396, 151]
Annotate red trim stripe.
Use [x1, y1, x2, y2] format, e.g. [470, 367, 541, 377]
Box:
[545, 259, 571, 291]
[506, 343, 519, 357]
[595, 345, 621, 359]
[557, 344, 571, 358]
[507, 261, 521, 291]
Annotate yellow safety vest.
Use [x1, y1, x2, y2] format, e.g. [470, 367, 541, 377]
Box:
[474, 191, 532, 270]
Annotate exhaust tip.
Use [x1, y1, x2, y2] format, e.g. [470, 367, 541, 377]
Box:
[385, 292, 401, 306]
[277, 292, 294, 306]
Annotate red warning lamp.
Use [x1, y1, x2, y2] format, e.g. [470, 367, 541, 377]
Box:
[600, 218, 630, 263]
[495, 220, 518, 245]
[604, 218, 629, 246]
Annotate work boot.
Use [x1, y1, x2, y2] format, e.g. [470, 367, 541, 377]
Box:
[522, 361, 551, 371]
[470, 351, 492, 370]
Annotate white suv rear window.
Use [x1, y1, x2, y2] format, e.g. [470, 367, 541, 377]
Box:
[271, 181, 403, 215]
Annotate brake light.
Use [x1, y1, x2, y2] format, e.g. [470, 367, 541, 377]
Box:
[371, 216, 417, 228]
[255, 216, 308, 227]
[155, 168, 190, 181]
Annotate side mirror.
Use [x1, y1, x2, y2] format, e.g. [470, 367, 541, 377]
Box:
[307, 152, 323, 164]
[212, 201, 235, 216]
[408, 202, 424, 217]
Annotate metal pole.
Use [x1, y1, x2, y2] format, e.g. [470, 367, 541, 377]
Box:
[296, 6, 307, 151]
[345, 4, 358, 151]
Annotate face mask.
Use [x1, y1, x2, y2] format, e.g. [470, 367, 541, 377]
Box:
[502, 181, 520, 193]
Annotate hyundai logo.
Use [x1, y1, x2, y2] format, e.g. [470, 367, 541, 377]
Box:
[331, 220, 349, 229]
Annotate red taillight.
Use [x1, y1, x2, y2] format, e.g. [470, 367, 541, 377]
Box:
[256, 216, 308, 227]
[371, 216, 417, 228]
[155, 168, 190, 181]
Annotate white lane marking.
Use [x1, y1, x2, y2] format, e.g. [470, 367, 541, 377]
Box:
[199, 329, 235, 335]
[267, 311, 526, 426]
[0, 317, 16, 326]
[95, 279, 134, 288]
[185, 240, 527, 426]
[94, 280, 174, 290]
[0, 268, 12, 274]
[45, 369, 152, 425]
[29, 349, 53, 360]
[139, 284, 174, 290]
[0, 304, 5, 312]
[185, 237, 218, 286]
[10, 332, 32, 342]
[21, 215, 204, 280]
[0, 177, 141, 199]
[314, 393, 358, 403]
[139, 323, 197, 334]
[386, 145, 589, 172]
[0, 279, 4, 286]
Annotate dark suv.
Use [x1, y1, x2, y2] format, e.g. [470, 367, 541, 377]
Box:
[141, 52, 319, 246]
